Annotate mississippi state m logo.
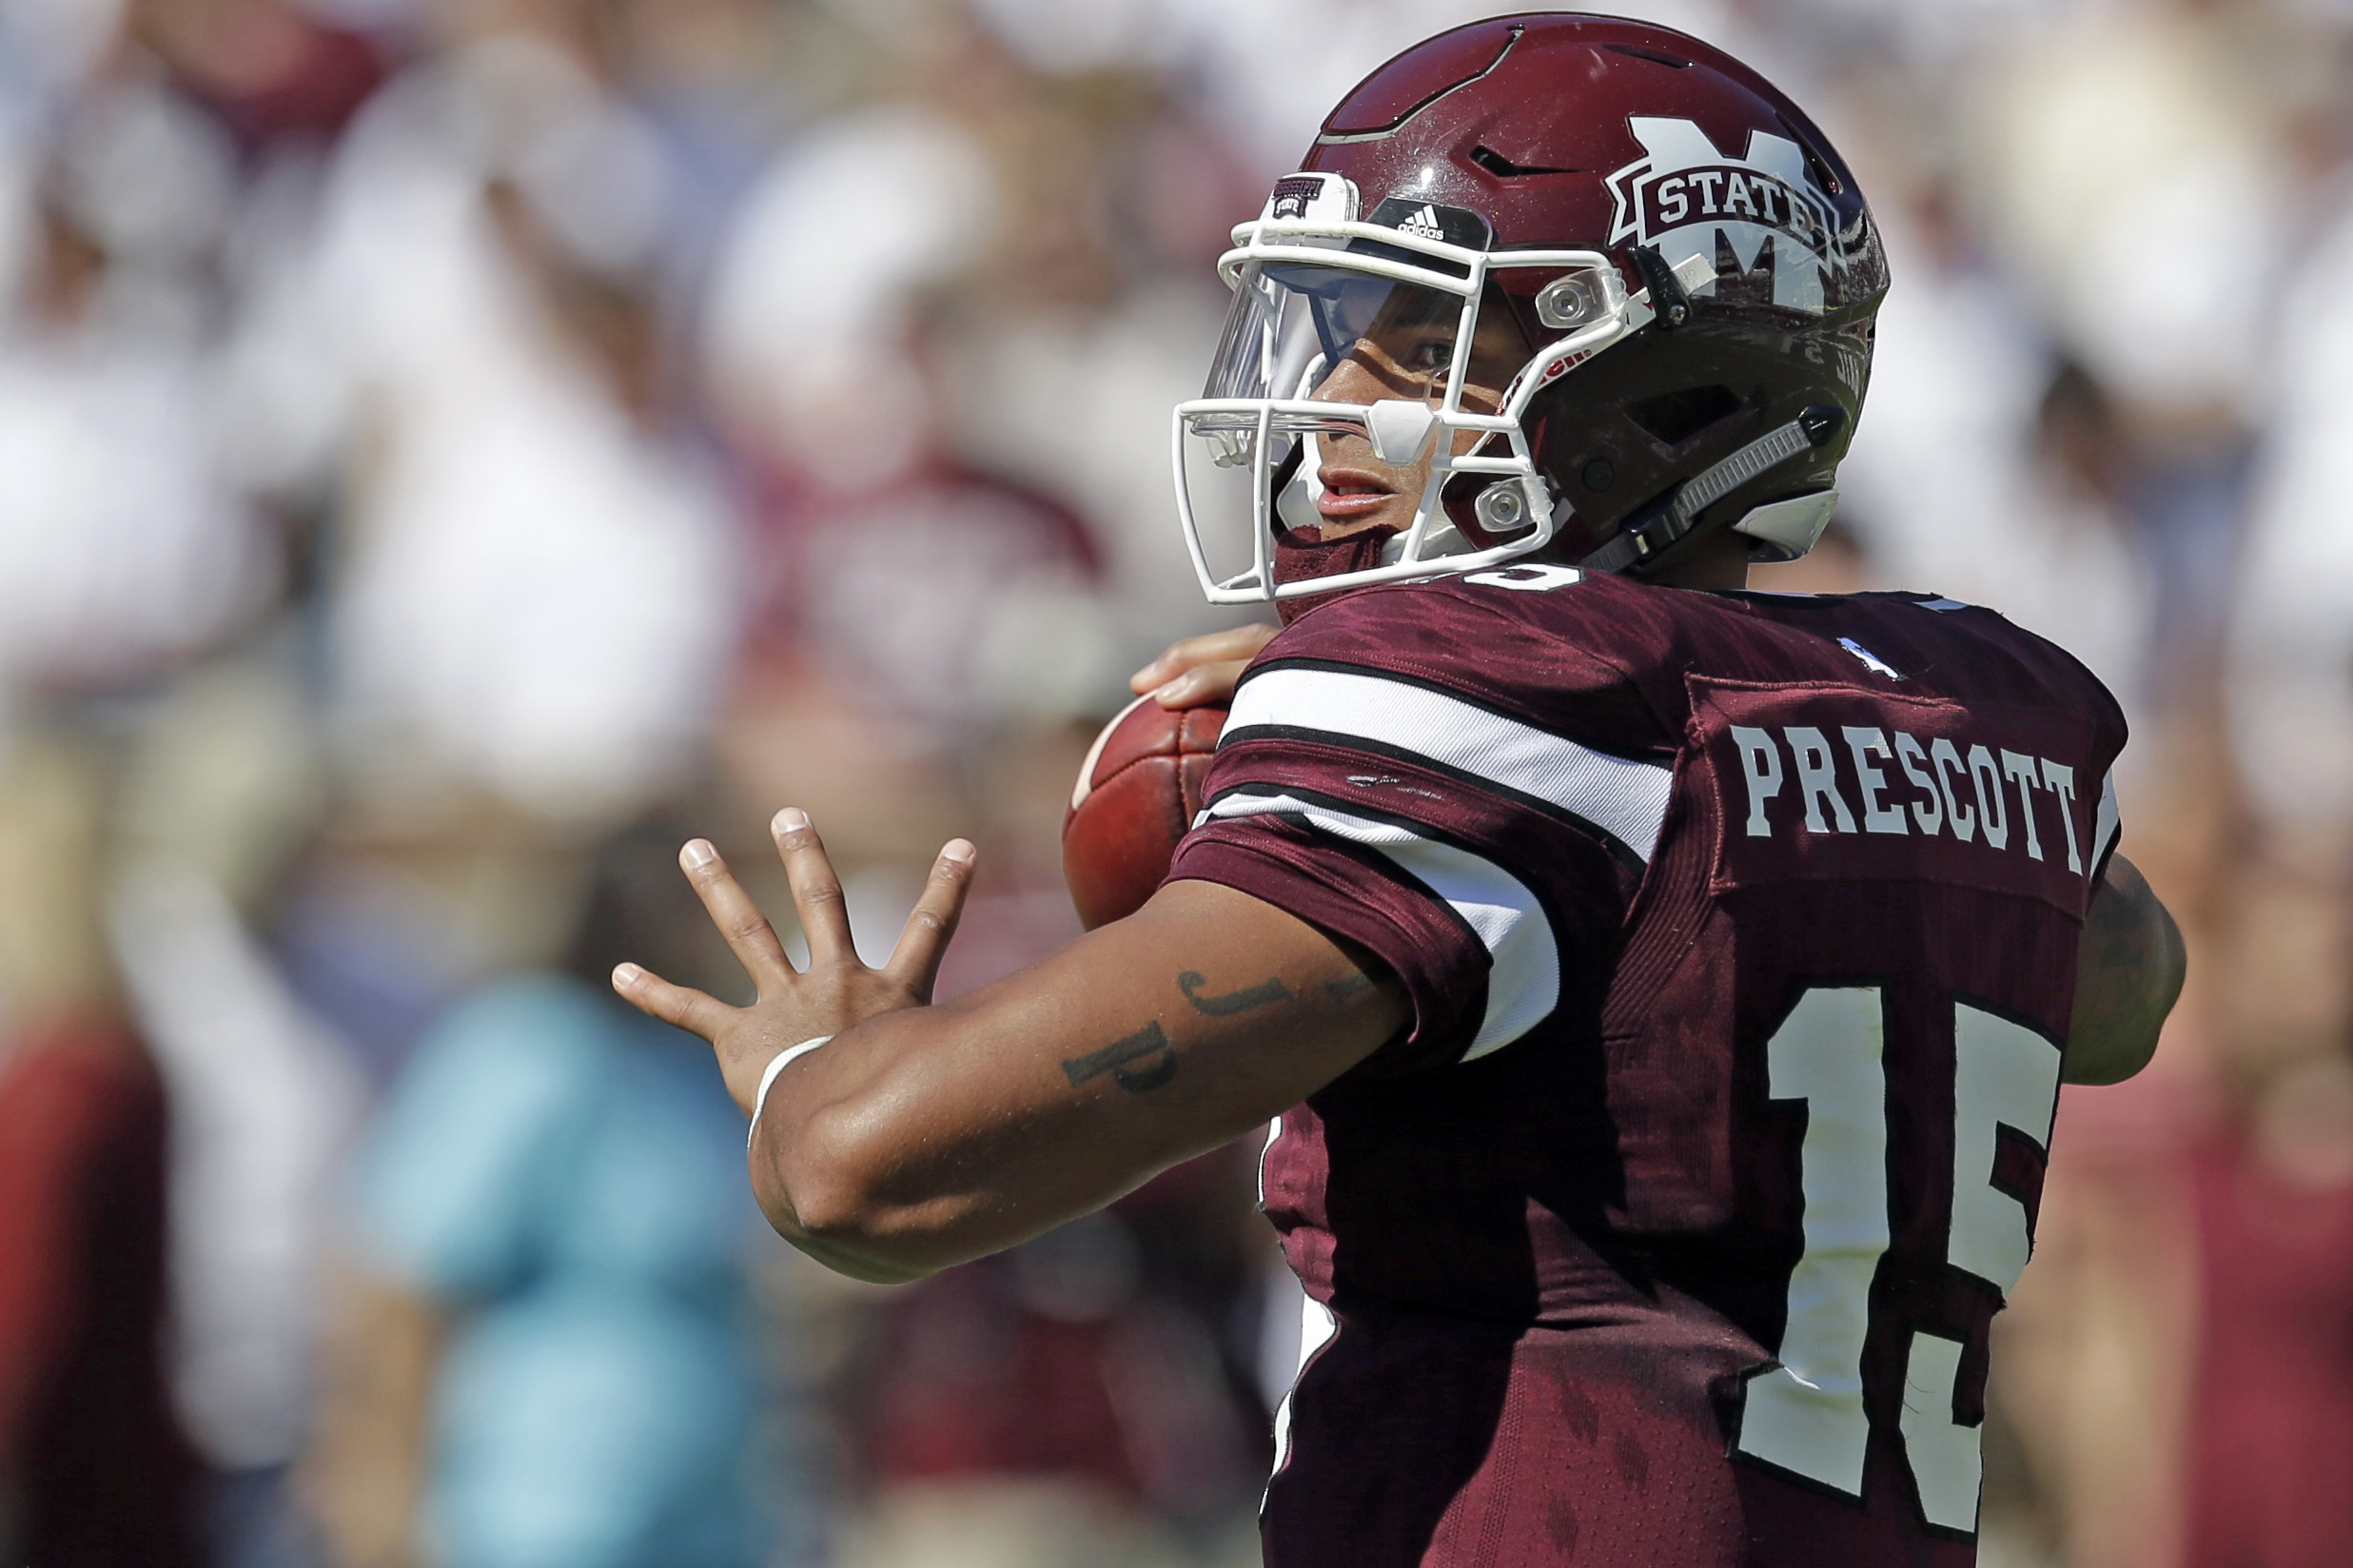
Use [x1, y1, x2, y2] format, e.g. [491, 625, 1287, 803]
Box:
[1606, 117, 1851, 313]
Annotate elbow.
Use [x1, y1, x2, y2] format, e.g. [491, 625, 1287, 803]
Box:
[776, 1157, 901, 1261]
[2062, 1025, 2163, 1086]
[2064, 858, 2187, 1087]
[2063, 954, 2181, 1085]
[783, 1190, 941, 1286]
[758, 1105, 953, 1285]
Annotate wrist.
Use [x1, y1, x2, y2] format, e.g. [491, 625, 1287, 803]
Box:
[749, 1035, 833, 1148]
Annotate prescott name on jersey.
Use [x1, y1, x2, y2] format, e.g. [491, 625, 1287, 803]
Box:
[1167, 565, 2127, 1567]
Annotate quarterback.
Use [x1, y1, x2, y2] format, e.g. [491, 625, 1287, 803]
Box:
[617, 15, 2185, 1565]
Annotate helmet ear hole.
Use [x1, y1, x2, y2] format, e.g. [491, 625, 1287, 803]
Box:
[1625, 384, 1740, 446]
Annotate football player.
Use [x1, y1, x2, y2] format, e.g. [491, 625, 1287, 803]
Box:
[617, 15, 2186, 1565]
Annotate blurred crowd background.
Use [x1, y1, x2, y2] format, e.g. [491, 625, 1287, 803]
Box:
[1, 0, 2350, 1565]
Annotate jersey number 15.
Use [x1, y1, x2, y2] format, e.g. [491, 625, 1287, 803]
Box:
[1734, 985, 2061, 1537]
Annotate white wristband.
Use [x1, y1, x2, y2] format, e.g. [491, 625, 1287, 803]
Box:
[748, 1036, 833, 1148]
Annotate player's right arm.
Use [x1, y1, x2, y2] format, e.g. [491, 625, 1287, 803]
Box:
[618, 828, 1407, 1285]
[2064, 853, 2183, 1085]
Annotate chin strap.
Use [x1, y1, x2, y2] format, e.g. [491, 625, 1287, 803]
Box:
[1579, 404, 1847, 575]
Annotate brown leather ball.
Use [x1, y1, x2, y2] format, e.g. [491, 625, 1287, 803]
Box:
[1062, 696, 1227, 931]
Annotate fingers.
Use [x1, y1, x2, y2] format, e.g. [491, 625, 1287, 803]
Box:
[884, 838, 978, 999]
[1129, 624, 1279, 699]
[772, 808, 856, 966]
[679, 838, 795, 987]
[1145, 657, 1250, 709]
[1128, 625, 1276, 691]
[612, 962, 736, 1042]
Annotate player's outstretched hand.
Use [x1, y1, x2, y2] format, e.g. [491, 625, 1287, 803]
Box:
[1130, 623, 1278, 709]
[612, 809, 977, 1117]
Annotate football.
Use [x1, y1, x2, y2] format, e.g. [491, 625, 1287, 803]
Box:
[1063, 696, 1228, 930]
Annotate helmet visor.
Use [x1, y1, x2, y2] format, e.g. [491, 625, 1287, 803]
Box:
[1176, 259, 1550, 599]
[1202, 260, 1478, 410]
[1171, 229, 1653, 602]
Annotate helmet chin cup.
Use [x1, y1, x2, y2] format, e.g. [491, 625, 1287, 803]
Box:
[1732, 489, 1839, 562]
[1273, 441, 1321, 533]
[1365, 400, 1438, 463]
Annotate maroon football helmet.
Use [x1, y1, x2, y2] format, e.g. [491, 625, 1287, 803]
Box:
[1172, 12, 1888, 603]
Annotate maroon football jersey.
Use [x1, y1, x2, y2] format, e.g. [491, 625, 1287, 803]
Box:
[1166, 565, 2127, 1567]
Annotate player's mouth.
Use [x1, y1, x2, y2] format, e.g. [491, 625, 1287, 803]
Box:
[1317, 467, 1399, 521]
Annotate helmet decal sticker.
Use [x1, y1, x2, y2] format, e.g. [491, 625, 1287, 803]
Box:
[1606, 116, 1847, 313]
[1395, 205, 1447, 241]
[1364, 197, 1493, 250]
[1267, 176, 1323, 220]
[1261, 171, 1358, 224]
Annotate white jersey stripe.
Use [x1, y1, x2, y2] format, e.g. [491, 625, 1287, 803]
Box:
[1201, 792, 1558, 1062]
[1267, 1290, 1338, 1485]
[1224, 665, 1675, 862]
[2093, 770, 2121, 872]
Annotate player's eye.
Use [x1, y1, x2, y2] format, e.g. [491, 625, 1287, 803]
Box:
[1397, 337, 1453, 383]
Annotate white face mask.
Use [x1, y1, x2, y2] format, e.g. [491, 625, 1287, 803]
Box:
[1172, 171, 1710, 605]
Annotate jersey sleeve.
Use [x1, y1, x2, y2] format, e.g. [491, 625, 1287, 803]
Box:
[1905, 592, 2131, 891]
[2090, 765, 2123, 882]
[1167, 812, 1493, 1074]
[1165, 581, 1674, 1077]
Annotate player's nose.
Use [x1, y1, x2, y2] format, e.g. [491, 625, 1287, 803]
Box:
[1312, 350, 1390, 407]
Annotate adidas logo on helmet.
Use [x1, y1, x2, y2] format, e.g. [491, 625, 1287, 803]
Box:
[1396, 204, 1446, 241]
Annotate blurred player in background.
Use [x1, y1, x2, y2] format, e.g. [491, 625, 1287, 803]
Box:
[617, 15, 2185, 1566]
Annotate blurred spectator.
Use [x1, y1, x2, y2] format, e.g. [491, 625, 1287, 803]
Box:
[2180, 1052, 2353, 1568]
[124, 0, 385, 163]
[308, 822, 781, 1568]
[232, 29, 737, 827]
[0, 731, 207, 1567]
[2229, 179, 2353, 860]
[1981, 1077, 2205, 1568]
[1967, 0, 2290, 424]
[0, 89, 280, 696]
[1962, 0, 2295, 706]
[1837, 188, 2157, 745]
[105, 655, 363, 1568]
[701, 94, 996, 494]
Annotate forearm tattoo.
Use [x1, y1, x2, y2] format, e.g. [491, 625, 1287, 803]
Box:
[1062, 971, 1301, 1095]
[1062, 1022, 1178, 1092]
